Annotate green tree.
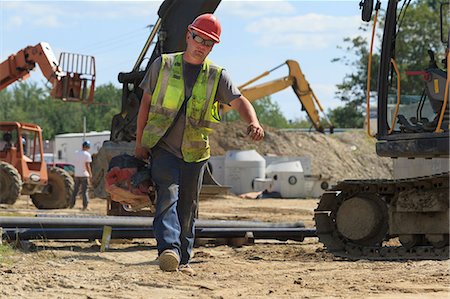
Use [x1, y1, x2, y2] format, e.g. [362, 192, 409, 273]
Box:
[0, 81, 122, 139]
[85, 83, 121, 132]
[0, 89, 15, 120]
[328, 104, 364, 128]
[0, 82, 46, 124]
[331, 0, 445, 126]
[332, 31, 379, 108]
[252, 97, 290, 128]
[223, 96, 290, 128]
[288, 117, 314, 129]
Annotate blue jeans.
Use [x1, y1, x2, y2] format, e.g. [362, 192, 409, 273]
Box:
[71, 177, 89, 208]
[151, 146, 206, 265]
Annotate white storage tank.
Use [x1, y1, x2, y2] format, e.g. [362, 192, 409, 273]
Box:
[208, 156, 225, 185]
[266, 161, 305, 198]
[253, 178, 273, 192]
[224, 150, 265, 195]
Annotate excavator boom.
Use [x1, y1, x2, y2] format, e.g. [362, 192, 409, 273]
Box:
[223, 60, 333, 133]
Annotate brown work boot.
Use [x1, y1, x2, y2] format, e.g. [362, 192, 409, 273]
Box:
[178, 264, 195, 276]
[159, 249, 179, 272]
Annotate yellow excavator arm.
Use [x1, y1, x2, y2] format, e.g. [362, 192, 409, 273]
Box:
[222, 60, 334, 133]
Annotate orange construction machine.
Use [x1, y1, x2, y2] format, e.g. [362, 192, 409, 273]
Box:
[0, 122, 74, 209]
[0, 43, 96, 208]
[0, 42, 96, 103]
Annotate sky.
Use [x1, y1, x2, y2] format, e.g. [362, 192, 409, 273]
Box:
[0, 0, 371, 122]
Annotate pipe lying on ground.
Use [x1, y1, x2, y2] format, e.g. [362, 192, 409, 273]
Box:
[0, 216, 305, 229]
[2, 227, 316, 242]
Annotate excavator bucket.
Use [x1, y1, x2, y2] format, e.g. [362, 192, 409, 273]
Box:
[50, 52, 96, 103]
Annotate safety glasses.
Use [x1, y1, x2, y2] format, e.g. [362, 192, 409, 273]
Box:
[190, 32, 215, 47]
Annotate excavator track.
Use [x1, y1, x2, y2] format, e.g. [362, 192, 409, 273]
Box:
[314, 173, 449, 260]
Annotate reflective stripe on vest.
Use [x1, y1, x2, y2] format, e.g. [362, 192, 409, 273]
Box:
[142, 52, 222, 162]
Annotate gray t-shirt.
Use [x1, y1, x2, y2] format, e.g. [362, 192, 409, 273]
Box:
[139, 56, 241, 158]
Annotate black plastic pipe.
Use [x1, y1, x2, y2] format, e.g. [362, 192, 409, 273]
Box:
[0, 216, 305, 229]
[2, 227, 316, 242]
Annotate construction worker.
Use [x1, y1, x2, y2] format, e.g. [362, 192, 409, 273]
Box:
[70, 140, 92, 210]
[2, 132, 13, 151]
[135, 13, 264, 275]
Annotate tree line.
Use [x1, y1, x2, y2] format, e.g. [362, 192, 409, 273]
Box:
[0, 82, 121, 140]
[0, 82, 317, 140]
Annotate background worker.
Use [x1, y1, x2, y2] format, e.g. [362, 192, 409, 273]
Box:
[70, 140, 92, 210]
[2, 132, 13, 151]
[135, 13, 264, 275]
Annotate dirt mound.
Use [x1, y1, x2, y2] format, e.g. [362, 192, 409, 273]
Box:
[210, 121, 393, 182]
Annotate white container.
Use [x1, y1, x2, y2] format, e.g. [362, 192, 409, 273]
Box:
[264, 156, 312, 175]
[304, 175, 331, 198]
[253, 178, 273, 192]
[208, 156, 225, 185]
[266, 161, 305, 198]
[224, 150, 265, 195]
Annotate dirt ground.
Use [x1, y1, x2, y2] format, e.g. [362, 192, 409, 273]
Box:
[0, 124, 445, 298]
[1, 195, 449, 299]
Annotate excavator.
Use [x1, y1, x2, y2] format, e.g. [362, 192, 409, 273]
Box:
[314, 0, 449, 260]
[0, 43, 96, 208]
[224, 60, 334, 133]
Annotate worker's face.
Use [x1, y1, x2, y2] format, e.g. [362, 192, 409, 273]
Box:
[185, 30, 215, 63]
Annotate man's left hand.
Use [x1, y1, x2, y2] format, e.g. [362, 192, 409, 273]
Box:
[247, 123, 264, 141]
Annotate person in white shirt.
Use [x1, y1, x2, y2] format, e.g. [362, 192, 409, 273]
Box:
[69, 141, 92, 210]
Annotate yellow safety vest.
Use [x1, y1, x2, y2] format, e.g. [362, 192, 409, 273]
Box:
[142, 53, 222, 162]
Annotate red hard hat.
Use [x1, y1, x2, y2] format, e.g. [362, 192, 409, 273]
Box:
[188, 13, 221, 43]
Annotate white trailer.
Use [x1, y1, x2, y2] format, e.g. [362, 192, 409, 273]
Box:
[54, 131, 110, 164]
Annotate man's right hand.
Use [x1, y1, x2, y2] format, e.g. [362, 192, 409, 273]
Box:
[135, 144, 151, 160]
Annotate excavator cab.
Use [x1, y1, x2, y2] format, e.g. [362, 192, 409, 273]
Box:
[0, 122, 48, 204]
[362, 0, 449, 158]
[0, 122, 48, 187]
